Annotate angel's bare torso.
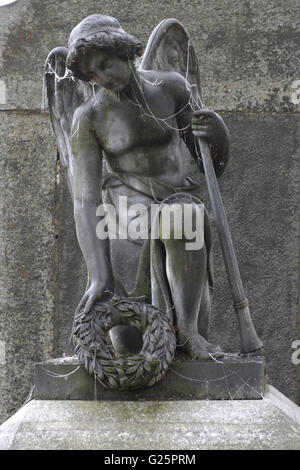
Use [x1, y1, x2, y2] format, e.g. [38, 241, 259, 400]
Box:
[74, 69, 193, 187]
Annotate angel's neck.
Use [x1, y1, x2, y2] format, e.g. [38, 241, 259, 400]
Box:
[120, 66, 146, 107]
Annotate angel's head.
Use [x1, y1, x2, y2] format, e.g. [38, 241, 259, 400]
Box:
[66, 14, 142, 90]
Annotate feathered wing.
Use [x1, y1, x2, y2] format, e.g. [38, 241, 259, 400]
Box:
[44, 47, 93, 197]
[140, 18, 203, 106]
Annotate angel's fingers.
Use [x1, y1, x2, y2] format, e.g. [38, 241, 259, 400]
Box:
[192, 114, 208, 120]
[83, 296, 96, 314]
[192, 125, 209, 131]
[192, 119, 210, 127]
[194, 126, 213, 137]
[193, 131, 209, 138]
[193, 109, 215, 118]
[76, 294, 88, 314]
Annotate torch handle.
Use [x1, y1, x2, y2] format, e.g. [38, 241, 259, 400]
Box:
[197, 137, 263, 353]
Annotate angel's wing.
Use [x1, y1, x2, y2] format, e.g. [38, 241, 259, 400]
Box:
[44, 47, 93, 197]
[140, 18, 203, 106]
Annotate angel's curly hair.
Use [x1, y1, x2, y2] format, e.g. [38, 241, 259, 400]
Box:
[66, 14, 143, 82]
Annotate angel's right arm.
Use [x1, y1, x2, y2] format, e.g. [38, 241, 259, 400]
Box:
[71, 110, 113, 292]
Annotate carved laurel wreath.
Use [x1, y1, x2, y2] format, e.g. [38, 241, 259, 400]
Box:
[72, 296, 176, 390]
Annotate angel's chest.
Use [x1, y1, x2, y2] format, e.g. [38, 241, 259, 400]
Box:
[95, 98, 174, 156]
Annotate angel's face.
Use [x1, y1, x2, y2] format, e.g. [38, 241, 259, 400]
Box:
[82, 50, 131, 91]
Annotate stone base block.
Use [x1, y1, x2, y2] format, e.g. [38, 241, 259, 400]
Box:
[34, 355, 265, 401]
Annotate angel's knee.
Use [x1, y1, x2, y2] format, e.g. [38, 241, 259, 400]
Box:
[159, 201, 205, 250]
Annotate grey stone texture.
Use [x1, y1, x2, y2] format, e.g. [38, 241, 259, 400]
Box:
[0, 386, 299, 450]
[0, 0, 299, 423]
[34, 356, 265, 401]
[0, 0, 299, 113]
[0, 112, 56, 420]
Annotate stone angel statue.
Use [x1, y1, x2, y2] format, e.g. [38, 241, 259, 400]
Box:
[44, 14, 261, 390]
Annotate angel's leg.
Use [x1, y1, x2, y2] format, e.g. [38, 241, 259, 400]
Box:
[159, 201, 222, 360]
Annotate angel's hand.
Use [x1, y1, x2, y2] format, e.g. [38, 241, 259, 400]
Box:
[76, 281, 109, 315]
[192, 110, 229, 149]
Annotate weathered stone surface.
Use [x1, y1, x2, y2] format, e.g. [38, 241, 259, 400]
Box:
[34, 356, 265, 401]
[0, 111, 57, 422]
[0, 386, 299, 450]
[0, 0, 299, 113]
[56, 168, 86, 357]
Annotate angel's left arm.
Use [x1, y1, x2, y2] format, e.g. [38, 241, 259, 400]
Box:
[174, 73, 230, 178]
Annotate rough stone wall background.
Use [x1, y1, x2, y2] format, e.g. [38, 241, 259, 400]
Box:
[0, 112, 56, 421]
[0, 0, 299, 423]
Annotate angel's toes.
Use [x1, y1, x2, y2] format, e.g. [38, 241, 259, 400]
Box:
[209, 350, 225, 360]
[207, 342, 223, 354]
[183, 337, 212, 361]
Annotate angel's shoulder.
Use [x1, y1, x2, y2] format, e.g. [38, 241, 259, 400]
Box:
[72, 100, 95, 132]
[162, 71, 189, 95]
[142, 70, 188, 99]
[141, 69, 184, 86]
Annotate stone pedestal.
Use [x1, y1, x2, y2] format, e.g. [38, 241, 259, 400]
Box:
[0, 386, 299, 450]
[2, 355, 299, 450]
[34, 355, 265, 401]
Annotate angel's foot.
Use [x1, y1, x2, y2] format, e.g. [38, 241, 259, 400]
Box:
[178, 333, 224, 360]
[206, 342, 223, 354]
